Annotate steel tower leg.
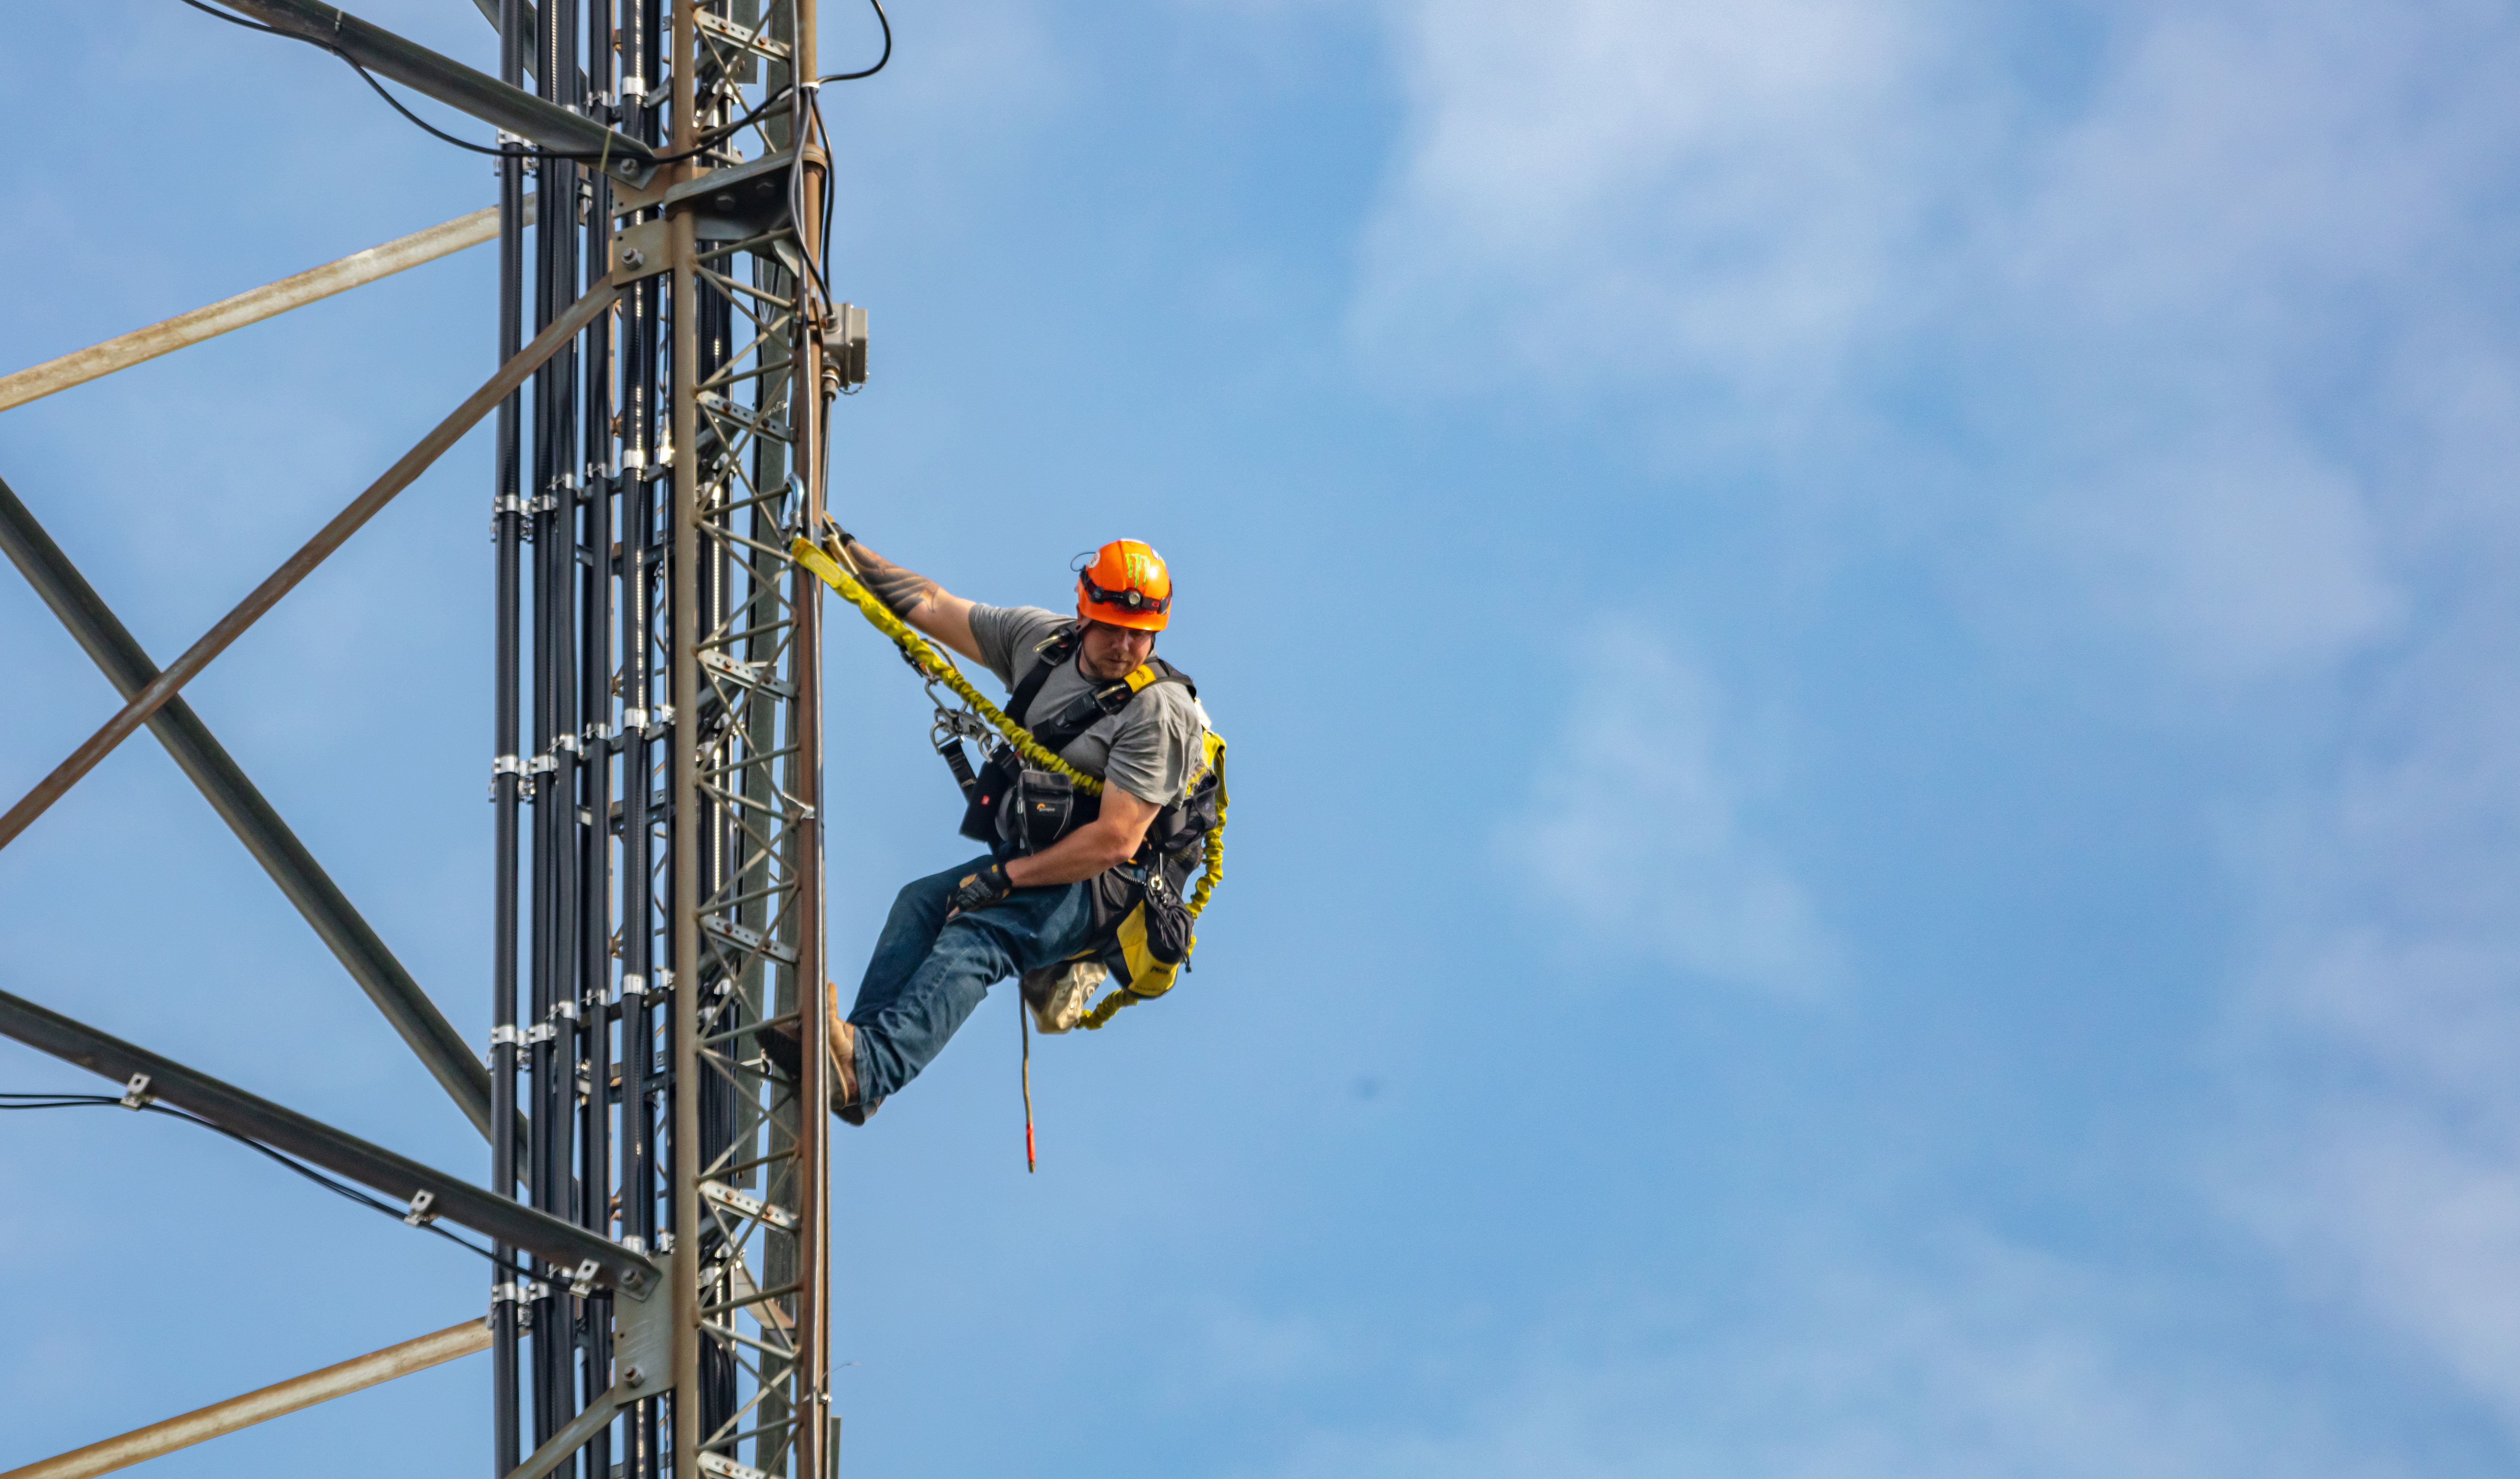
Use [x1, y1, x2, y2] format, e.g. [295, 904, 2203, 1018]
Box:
[490, 0, 831, 1470]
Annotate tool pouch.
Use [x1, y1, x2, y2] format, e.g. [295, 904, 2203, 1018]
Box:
[998, 767, 1078, 853]
[959, 749, 1016, 844]
[1136, 867, 1195, 966]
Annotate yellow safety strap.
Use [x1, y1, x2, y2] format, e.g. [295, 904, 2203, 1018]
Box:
[788, 533, 1229, 1034]
[789, 535, 1104, 794]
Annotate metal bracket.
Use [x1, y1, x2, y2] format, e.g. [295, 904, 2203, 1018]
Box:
[119, 1072, 153, 1109]
[404, 1189, 439, 1227]
[613, 217, 671, 281]
[698, 1453, 773, 1479]
[698, 1178, 797, 1232]
[832, 302, 868, 389]
[567, 1258, 601, 1298]
[615, 1272, 672, 1387]
[695, 7, 792, 60]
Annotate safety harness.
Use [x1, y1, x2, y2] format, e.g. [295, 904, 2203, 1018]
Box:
[789, 534, 1229, 1031]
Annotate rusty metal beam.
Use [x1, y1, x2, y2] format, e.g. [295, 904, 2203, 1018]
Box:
[0, 198, 539, 416]
[0, 477, 532, 1164]
[0, 274, 622, 855]
[0, 985, 660, 1297]
[505, 1383, 629, 1479]
[212, 0, 653, 183]
[0, 1320, 489, 1479]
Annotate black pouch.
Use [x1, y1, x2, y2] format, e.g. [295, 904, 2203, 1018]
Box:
[1137, 867, 1195, 965]
[958, 748, 1017, 844]
[999, 767, 1077, 853]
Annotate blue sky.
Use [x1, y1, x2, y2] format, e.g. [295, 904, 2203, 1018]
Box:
[9, 0, 2520, 1473]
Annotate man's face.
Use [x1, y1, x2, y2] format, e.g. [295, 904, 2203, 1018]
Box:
[1078, 619, 1157, 679]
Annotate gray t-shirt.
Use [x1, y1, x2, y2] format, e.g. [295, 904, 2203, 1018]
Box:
[967, 604, 1211, 806]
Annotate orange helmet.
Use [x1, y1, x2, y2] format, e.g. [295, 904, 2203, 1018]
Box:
[1075, 539, 1173, 632]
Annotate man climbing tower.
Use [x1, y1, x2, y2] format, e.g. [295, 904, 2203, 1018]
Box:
[814, 532, 1215, 1123]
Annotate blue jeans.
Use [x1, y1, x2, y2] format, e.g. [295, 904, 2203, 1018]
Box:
[847, 855, 1099, 1103]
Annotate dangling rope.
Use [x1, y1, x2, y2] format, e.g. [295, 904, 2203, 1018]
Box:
[1020, 998, 1036, 1172]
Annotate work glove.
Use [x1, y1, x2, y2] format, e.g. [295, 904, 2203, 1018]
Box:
[945, 860, 1015, 916]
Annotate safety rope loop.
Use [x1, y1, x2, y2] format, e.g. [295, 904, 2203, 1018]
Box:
[1079, 754, 1227, 1032]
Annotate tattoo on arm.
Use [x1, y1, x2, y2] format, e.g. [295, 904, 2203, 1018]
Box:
[850, 546, 940, 617]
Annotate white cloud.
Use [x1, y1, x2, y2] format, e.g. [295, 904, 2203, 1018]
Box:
[1350, 0, 2520, 680]
[1373, 0, 2520, 1438]
[1245, 1235, 2398, 1479]
[1499, 623, 1834, 996]
[2218, 612, 2520, 1418]
[1355, 0, 1943, 409]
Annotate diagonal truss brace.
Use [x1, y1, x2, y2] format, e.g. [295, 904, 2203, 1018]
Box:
[211, 0, 655, 184]
[0, 987, 658, 1298]
[0, 475, 522, 1159]
[1, 1319, 490, 1479]
[0, 197, 537, 415]
[0, 278, 622, 855]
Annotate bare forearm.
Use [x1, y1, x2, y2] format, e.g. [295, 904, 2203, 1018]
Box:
[845, 541, 941, 617]
[836, 538, 981, 661]
[1006, 815, 1143, 887]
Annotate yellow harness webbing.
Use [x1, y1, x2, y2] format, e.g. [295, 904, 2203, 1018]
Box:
[788, 534, 1229, 1032]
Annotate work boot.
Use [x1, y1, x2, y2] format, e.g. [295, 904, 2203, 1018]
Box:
[829, 982, 878, 1125]
[1020, 959, 1106, 1035]
[760, 1015, 804, 1083]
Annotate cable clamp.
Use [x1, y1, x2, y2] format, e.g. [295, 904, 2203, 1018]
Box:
[489, 1024, 525, 1050]
[490, 1279, 549, 1306]
[552, 732, 582, 757]
[622, 708, 649, 731]
[523, 1022, 559, 1046]
[404, 1190, 439, 1227]
[584, 722, 612, 744]
[656, 969, 676, 994]
[525, 491, 561, 516]
[621, 974, 647, 998]
[119, 1073, 153, 1109]
[527, 753, 562, 775]
[554, 997, 580, 1023]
